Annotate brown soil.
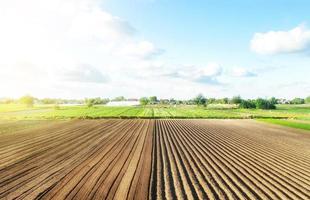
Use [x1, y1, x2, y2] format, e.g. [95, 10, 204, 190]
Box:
[0, 119, 309, 200]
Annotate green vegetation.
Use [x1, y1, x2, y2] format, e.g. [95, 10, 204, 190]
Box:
[257, 119, 310, 131]
[139, 97, 149, 106]
[1, 95, 309, 131]
[290, 98, 305, 104]
[193, 94, 207, 106]
[19, 95, 35, 107]
[0, 104, 309, 121]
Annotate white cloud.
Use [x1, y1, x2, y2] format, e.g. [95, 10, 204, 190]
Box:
[119, 41, 164, 59]
[231, 67, 257, 77]
[168, 62, 223, 84]
[251, 24, 310, 55]
[0, 0, 165, 98]
[62, 64, 108, 83]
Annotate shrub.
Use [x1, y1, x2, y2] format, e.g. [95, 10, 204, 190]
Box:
[193, 94, 207, 106]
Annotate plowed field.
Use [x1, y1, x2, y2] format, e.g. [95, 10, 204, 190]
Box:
[0, 119, 309, 200]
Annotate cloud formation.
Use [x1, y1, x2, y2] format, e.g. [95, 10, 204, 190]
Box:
[62, 64, 108, 83]
[251, 24, 310, 55]
[119, 41, 164, 59]
[0, 0, 165, 98]
[167, 63, 223, 84]
[231, 68, 257, 77]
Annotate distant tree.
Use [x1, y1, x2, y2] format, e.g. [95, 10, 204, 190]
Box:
[208, 98, 216, 104]
[290, 98, 305, 104]
[41, 98, 57, 104]
[159, 99, 169, 104]
[222, 97, 229, 104]
[305, 96, 310, 104]
[269, 97, 278, 105]
[149, 96, 158, 104]
[230, 96, 242, 104]
[255, 98, 276, 109]
[84, 98, 95, 107]
[84, 97, 109, 106]
[169, 98, 177, 105]
[139, 97, 149, 106]
[113, 96, 126, 101]
[176, 100, 183, 105]
[19, 95, 35, 107]
[193, 94, 207, 106]
[239, 100, 256, 109]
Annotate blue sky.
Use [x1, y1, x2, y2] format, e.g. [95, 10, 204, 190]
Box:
[0, 0, 309, 99]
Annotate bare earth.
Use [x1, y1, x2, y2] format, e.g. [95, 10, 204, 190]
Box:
[0, 119, 309, 200]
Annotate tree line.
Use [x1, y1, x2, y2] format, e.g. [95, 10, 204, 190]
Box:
[139, 95, 310, 110]
[1, 95, 310, 110]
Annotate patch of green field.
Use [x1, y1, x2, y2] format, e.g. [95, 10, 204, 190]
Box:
[257, 119, 310, 131]
[0, 104, 309, 121]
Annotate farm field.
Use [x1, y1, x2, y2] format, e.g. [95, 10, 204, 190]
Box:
[0, 119, 309, 199]
[0, 104, 309, 119]
[1, 103, 309, 130]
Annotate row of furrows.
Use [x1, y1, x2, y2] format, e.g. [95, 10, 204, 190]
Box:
[0, 120, 122, 184]
[189, 120, 310, 199]
[39, 119, 143, 199]
[211, 120, 310, 159]
[0, 120, 153, 200]
[150, 119, 310, 200]
[0, 120, 96, 168]
[1, 119, 309, 200]
[194, 120, 310, 181]
[0, 120, 123, 198]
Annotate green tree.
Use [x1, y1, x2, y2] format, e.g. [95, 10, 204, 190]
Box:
[269, 97, 278, 105]
[84, 98, 95, 107]
[305, 96, 310, 104]
[239, 100, 256, 109]
[230, 96, 242, 104]
[113, 96, 126, 101]
[139, 97, 149, 106]
[290, 98, 305, 104]
[193, 94, 207, 106]
[255, 98, 276, 109]
[149, 96, 158, 104]
[222, 97, 229, 104]
[19, 95, 35, 107]
[208, 98, 216, 104]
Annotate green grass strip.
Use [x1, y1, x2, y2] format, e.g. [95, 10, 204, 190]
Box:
[257, 119, 310, 131]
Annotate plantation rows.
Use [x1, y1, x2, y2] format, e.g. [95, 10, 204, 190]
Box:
[0, 119, 309, 199]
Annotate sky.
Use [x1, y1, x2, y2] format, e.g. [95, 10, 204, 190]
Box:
[0, 0, 309, 99]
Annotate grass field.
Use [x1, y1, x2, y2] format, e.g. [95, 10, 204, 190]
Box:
[257, 119, 310, 131]
[0, 103, 309, 130]
[1, 119, 309, 199]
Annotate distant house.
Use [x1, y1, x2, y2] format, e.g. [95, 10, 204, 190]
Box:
[106, 100, 140, 106]
[278, 99, 290, 104]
